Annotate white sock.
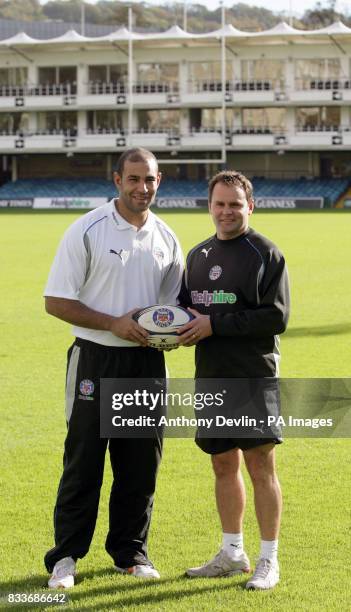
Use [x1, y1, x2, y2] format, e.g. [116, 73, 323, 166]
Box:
[222, 532, 244, 558]
[260, 539, 278, 563]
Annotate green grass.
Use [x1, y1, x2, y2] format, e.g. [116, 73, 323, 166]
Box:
[1, 211, 350, 611]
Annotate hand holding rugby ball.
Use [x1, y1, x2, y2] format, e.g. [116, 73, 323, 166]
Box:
[133, 305, 194, 350]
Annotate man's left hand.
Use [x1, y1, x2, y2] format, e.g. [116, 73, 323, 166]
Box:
[178, 308, 212, 346]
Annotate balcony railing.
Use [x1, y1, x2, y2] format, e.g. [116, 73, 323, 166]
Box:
[233, 127, 275, 135]
[88, 81, 127, 94]
[295, 124, 341, 132]
[295, 78, 351, 91]
[188, 80, 231, 93]
[133, 81, 179, 94]
[0, 83, 77, 97]
[0, 85, 26, 97]
[233, 80, 278, 92]
[188, 126, 223, 134]
[87, 81, 179, 95]
[2, 78, 351, 99]
[1, 125, 350, 143]
[188, 79, 284, 93]
[134, 127, 180, 134]
[190, 126, 284, 135]
[86, 127, 124, 134]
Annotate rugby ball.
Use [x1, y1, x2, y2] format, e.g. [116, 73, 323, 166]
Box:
[133, 305, 194, 350]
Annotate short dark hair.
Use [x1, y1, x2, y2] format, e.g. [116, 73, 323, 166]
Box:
[208, 170, 253, 203]
[116, 147, 158, 176]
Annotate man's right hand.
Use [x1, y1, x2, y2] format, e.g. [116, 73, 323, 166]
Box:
[109, 310, 149, 346]
[45, 298, 149, 346]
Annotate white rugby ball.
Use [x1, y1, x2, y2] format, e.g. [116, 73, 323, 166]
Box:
[133, 305, 194, 350]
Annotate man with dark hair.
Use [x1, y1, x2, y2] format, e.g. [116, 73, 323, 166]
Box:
[44, 147, 183, 587]
[178, 170, 290, 590]
[116, 146, 158, 177]
[208, 170, 253, 203]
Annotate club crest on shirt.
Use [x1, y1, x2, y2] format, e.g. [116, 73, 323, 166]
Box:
[153, 246, 165, 261]
[152, 307, 174, 328]
[79, 379, 94, 396]
[209, 265, 222, 280]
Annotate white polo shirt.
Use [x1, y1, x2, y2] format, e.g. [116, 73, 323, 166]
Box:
[44, 199, 184, 347]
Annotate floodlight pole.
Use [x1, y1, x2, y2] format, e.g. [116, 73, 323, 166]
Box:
[81, 2, 85, 36]
[289, 0, 293, 27]
[128, 7, 133, 146]
[220, 1, 227, 166]
[183, 1, 187, 32]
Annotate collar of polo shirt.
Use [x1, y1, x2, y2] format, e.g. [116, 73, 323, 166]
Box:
[111, 198, 156, 233]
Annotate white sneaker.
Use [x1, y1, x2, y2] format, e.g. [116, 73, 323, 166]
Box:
[186, 549, 250, 578]
[48, 557, 76, 589]
[115, 564, 160, 579]
[246, 558, 279, 590]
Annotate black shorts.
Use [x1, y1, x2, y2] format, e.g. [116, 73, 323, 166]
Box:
[195, 436, 282, 455]
[194, 377, 282, 454]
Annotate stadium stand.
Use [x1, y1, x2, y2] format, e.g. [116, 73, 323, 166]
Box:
[0, 177, 348, 206]
[0, 17, 350, 208]
[252, 178, 350, 205]
[0, 178, 115, 199]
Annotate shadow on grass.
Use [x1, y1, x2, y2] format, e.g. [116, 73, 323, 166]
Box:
[285, 323, 351, 338]
[0, 567, 114, 593]
[0, 570, 254, 610]
[63, 574, 252, 610]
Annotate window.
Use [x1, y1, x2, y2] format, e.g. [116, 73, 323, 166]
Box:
[87, 111, 123, 132]
[0, 70, 7, 86]
[37, 112, 77, 133]
[295, 59, 341, 88]
[109, 65, 128, 83]
[0, 67, 28, 87]
[61, 112, 77, 131]
[138, 110, 180, 131]
[188, 108, 235, 131]
[0, 112, 29, 133]
[59, 67, 76, 84]
[242, 108, 286, 130]
[38, 66, 76, 85]
[200, 108, 235, 130]
[136, 64, 178, 84]
[296, 107, 340, 129]
[188, 61, 232, 82]
[241, 60, 285, 85]
[89, 65, 106, 82]
[38, 67, 56, 85]
[88, 64, 127, 83]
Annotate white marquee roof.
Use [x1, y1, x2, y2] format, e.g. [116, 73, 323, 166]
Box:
[143, 25, 194, 40]
[2, 31, 38, 45]
[0, 21, 350, 47]
[100, 26, 140, 41]
[44, 29, 88, 43]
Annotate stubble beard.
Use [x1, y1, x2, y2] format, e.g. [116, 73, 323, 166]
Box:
[120, 193, 153, 215]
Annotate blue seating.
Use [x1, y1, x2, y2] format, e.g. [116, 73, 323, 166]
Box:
[157, 179, 207, 198]
[0, 177, 348, 205]
[252, 178, 349, 204]
[0, 178, 116, 198]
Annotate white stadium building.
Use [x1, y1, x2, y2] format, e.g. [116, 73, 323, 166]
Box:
[0, 14, 350, 209]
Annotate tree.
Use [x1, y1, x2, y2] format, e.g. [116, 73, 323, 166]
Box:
[0, 0, 43, 21]
[303, 0, 341, 28]
[0, 0, 349, 31]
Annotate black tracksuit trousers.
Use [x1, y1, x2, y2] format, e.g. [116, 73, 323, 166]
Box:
[44, 339, 165, 573]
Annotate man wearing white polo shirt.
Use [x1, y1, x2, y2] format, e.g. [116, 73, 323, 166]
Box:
[44, 148, 183, 588]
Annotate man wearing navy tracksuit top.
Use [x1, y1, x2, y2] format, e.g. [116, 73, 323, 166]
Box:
[177, 170, 290, 590]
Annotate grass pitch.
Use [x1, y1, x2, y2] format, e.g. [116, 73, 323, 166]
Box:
[1, 210, 350, 611]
